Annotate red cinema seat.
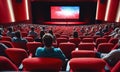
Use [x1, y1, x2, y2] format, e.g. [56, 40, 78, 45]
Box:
[111, 61, 120, 72]
[81, 38, 94, 43]
[22, 58, 63, 71]
[69, 58, 106, 72]
[96, 38, 108, 47]
[0, 41, 14, 48]
[59, 42, 76, 59]
[69, 38, 81, 47]
[24, 37, 34, 42]
[0, 56, 18, 71]
[97, 43, 114, 53]
[57, 38, 68, 46]
[12, 42, 27, 50]
[26, 42, 43, 56]
[108, 38, 118, 45]
[78, 43, 96, 51]
[5, 48, 28, 67]
[71, 50, 96, 58]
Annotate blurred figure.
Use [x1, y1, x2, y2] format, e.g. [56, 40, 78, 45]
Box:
[35, 33, 66, 62]
[28, 27, 38, 39]
[95, 27, 104, 37]
[6, 27, 15, 38]
[12, 31, 27, 43]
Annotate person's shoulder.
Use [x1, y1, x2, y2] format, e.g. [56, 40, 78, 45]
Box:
[53, 48, 61, 51]
[36, 47, 44, 51]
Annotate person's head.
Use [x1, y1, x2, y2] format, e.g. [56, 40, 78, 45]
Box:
[73, 31, 78, 38]
[31, 27, 34, 31]
[48, 30, 53, 35]
[42, 33, 53, 48]
[8, 27, 13, 32]
[15, 31, 21, 38]
[40, 31, 45, 38]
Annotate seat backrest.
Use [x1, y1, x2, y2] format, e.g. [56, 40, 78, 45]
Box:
[96, 38, 108, 47]
[57, 38, 68, 46]
[22, 57, 63, 71]
[0, 56, 18, 71]
[69, 38, 81, 47]
[1, 36, 12, 42]
[97, 43, 114, 53]
[78, 43, 95, 50]
[59, 42, 76, 59]
[81, 38, 94, 43]
[12, 42, 27, 50]
[69, 58, 106, 72]
[24, 37, 34, 42]
[71, 50, 96, 58]
[108, 38, 118, 45]
[5, 48, 28, 67]
[111, 61, 120, 72]
[26, 42, 43, 56]
[0, 41, 14, 48]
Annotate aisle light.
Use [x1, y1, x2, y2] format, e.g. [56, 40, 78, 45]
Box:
[7, 0, 15, 22]
[25, 0, 29, 20]
[105, 0, 111, 21]
[116, 2, 120, 22]
[95, 0, 99, 20]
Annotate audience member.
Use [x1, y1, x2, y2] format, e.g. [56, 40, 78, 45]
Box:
[109, 27, 119, 37]
[28, 27, 38, 39]
[12, 31, 28, 43]
[0, 43, 8, 57]
[48, 30, 56, 42]
[6, 27, 15, 38]
[97, 40, 120, 67]
[35, 33, 66, 62]
[95, 27, 104, 37]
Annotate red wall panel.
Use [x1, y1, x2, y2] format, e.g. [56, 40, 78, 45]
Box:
[107, 0, 119, 22]
[0, 0, 12, 23]
[12, 0, 27, 22]
[96, 0, 107, 21]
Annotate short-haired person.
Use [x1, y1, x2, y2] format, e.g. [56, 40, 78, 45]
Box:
[12, 31, 28, 43]
[35, 33, 66, 62]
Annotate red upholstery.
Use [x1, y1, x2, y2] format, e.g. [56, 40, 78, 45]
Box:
[21, 32, 28, 37]
[57, 38, 68, 46]
[103, 35, 111, 42]
[108, 38, 118, 45]
[69, 38, 81, 47]
[0, 56, 18, 71]
[24, 37, 34, 42]
[5, 48, 28, 67]
[59, 42, 76, 59]
[111, 61, 120, 72]
[112, 44, 119, 50]
[96, 38, 108, 47]
[26, 42, 43, 56]
[78, 43, 96, 51]
[69, 58, 106, 72]
[72, 50, 96, 58]
[0, 41, 14, 48]
[81, 38, 94, 43]
[1, 36, 12, 42]
[12, 42, 27, 50]
[93, 35, 101, 42]
[97, 43, 114, 53]
[22, 58, 63, 71]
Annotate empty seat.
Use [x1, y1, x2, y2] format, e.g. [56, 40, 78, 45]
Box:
[5, 48, 28, 67]
[111, 61, 120, 72]
[97, 43, 114, 53]
[69, 38, 81, 47]
[22, 57, 63, 71]
[0, 56, 18, 71]
[0, 41, 14, 48]
[59, 42, 76, 59]
[69, 58, 106, 72]
[26, 42, 43, 56]
[78, 43, 96, 51]
[72, 50, 96, 58]
[96, 38, 108, 47]
[81, 38, 94, 43]
[108, 38, 118, 45]
[57, 38, 68, 46]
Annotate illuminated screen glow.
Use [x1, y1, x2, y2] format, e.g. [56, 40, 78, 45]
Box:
[51, 6, 80, 19]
